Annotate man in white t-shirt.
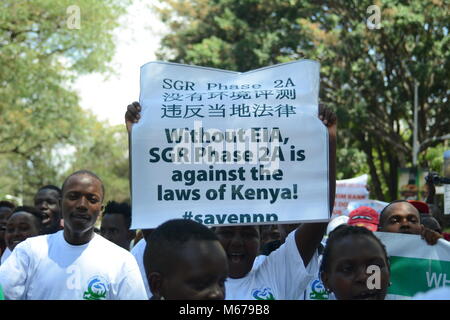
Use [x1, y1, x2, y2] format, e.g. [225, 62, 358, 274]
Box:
[0, 170, 147, 300]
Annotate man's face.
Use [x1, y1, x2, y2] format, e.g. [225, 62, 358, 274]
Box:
[321, 235, 390, 300]
[34, 189, 61, 231]
[0, 207, 13, 248]
[5, 211, 40, 251]
[160, 240, 228, 300]
[62, 174, 103, 236]
[215, 226, 260, 279]
[379, 202, 422, 234]
[100, 214, 131, 250]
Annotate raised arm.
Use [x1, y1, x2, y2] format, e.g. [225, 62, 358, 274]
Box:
[295, 104, 337, 267]
[125, 101, 142, 193]
[125, 101, 141, 134]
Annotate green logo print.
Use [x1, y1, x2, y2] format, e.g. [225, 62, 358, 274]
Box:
[252, 288, 275, 300]
[309, 279, 329, 300]
[83, 277, 108, 300]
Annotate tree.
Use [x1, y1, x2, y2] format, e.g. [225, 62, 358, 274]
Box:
[0, 0, 131, 201]
[155, 0, 450, 201]
[66, 116, 130, 204]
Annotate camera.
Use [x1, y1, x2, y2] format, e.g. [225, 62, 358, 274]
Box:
[425, 172, 450, 185]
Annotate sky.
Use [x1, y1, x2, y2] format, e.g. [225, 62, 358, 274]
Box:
[74, 0, 167, 126]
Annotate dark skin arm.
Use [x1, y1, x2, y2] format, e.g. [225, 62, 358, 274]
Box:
[125, 102, 141, 193]
[421, 225, 443, 245]
[125, 102, 337, 266]
[295, 104, 337, 267]
[125, 101, 141, 134]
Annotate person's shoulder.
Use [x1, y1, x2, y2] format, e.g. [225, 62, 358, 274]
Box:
[93, 235, 136, 259]
[9, 233, 51, 260]
[20, 233, 51, 249]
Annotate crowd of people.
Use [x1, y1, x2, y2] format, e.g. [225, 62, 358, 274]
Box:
[0, 102, 447, 300]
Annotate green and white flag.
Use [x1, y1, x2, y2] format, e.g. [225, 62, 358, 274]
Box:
[376, 232, 450, 300]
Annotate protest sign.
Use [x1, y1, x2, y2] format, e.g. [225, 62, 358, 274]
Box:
[332, 174, 369, 216]
[131, 60, 330, 228]
[376, 232, 450, 299]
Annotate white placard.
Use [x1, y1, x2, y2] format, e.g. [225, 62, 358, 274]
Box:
[131, 60, 329, 228]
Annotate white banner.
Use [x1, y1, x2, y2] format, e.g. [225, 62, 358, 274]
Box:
[131, 60, 329, 229]
[332, 174, 369, 216]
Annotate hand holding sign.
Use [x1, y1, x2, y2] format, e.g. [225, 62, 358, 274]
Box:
[125, 101, 141, 133]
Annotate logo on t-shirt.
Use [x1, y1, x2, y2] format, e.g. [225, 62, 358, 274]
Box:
[252, 287, 275, 300]
[83, 276, 108, 300]
[309, 279, 329, 300]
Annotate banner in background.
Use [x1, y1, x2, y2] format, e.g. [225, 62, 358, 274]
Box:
[332, 174, 369, 216]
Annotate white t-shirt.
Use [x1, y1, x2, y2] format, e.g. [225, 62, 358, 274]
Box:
[225, 231, 317, 300]
[0, 248, 11, 265]
[130, 238, 152, 298]
[0, 231, 148, 300]
[299, 242, 333, 300]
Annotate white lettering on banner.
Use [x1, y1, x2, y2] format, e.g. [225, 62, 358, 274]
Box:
[132, 60, 330, 228]
[426, 272, 442, 288]
[426, 272, 450, 288]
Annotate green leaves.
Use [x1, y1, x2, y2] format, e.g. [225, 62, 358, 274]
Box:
[154, 0, 450, 201]
[0, 0, 131, 203]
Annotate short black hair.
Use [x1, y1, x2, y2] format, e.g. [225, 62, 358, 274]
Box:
[61, 170, 105, 200]
[144, 219, 219, 276]
[36, 185, 62, 198]
[378, 200, 414, 230]
[320, 225, 389, 274]
[11, 205, 44, 230]
[0, 201, 16, 210]
[102, 201, 132, 229]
